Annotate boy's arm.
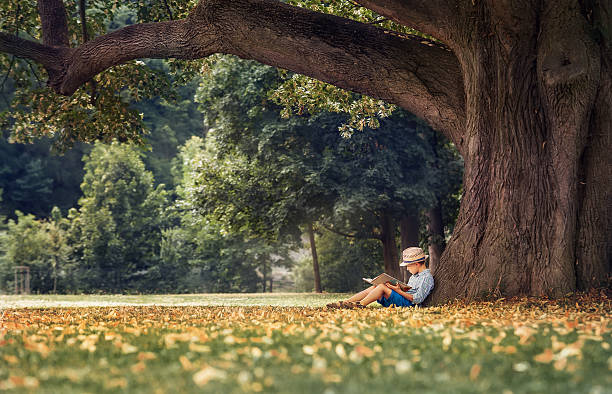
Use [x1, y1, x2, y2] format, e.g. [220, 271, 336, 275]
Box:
[410, 276, 435, 304]
[385, 283, 414, 302]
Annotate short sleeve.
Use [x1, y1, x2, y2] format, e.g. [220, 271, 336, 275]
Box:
[412, 274, 434, 304]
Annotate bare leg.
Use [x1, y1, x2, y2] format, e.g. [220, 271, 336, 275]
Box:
[346, 286, 375, 302]
[359, 284, 392, 306]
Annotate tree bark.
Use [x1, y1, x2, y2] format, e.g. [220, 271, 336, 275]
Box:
[262, 263, 267, 293]
[37, 0, 70, 47]
[380, 211, 400, 278]
[307, 222, 322, 293]
[427, 200, 445, 272]
[429, 0, 608, 302]
[354, 0, 460, 43]
[576, 0, 612, 290]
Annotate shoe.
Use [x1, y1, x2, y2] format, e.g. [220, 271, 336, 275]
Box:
[326, 301, 343, 309]
[340, 301, 365, 309]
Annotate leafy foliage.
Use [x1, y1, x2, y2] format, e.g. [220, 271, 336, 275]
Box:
[0, 209, 71, 293]
[67, 142, 169, 292]
[0, 2, 195, 148]
[161, 136, 292, 293]
[194, 57, 462, 246]
[0, 292, 609, 392]
[0, 134, 88, 218]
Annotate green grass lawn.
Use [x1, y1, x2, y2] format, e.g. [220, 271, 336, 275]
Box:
[0, 293, 345, 309]
[0, 293, 610, 393]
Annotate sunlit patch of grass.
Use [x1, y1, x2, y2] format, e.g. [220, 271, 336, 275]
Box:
[0, 292, 610, 393]
[0, 293, 346, 308]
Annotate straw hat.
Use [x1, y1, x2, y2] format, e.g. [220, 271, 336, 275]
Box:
[400, 247, 428, 266]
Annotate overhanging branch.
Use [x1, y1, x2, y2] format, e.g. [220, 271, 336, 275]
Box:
[354, 0, 460, 42]
[0, 32, 68, 73]
[0, 0, 466, 141]
[202, 0, 465, 141]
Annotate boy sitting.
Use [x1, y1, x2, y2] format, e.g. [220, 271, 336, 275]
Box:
[327, 247, 434, 308]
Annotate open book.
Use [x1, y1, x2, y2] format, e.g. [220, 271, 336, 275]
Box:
[362, 273, 409, 288]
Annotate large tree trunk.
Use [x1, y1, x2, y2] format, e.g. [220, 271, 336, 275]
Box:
[430, 0, 608, 302]
[576, 41, 612, 290]
[307, 222, 322, 293]
[427, 200, 445, 273]
[380, 211, 400, 278]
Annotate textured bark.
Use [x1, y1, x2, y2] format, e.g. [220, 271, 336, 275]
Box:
[429, 0, 608, 303]
[308, 222, 322, 293]
[355, 0, 460, 43]
[576, 0, 612, 289]
[37, 0, 70, 47]
[427, 200, 445, 272]
[576, 60, 612, 288]
[380, 212, 400, 278]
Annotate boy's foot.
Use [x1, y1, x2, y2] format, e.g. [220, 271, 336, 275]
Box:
[326, 301, 366, 309]
[340, 301, 365, 309]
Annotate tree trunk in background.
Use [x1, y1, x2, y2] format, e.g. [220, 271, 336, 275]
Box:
[380, 212, 400, 278]
[400, 213, 420, 282]
[308, 222, 322, 293]
[262, 263, 267, 293]
[427, 199, 445, 272]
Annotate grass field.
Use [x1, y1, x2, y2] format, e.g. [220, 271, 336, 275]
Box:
[0, 293, 344, 309]
[1, 292, 610, 393]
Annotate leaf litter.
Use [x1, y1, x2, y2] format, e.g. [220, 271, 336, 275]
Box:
[0, 291, 610, 393]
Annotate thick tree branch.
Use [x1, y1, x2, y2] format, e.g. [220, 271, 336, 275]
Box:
[204, 0, 465, 142]
[354, 0, 460, 42]
[37, 0, 70, 47]
[1, 0, 466, 141]
[48, 19, 216, 95]
[0, 33, 68, 73]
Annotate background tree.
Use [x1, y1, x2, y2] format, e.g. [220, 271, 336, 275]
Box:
[68, 142, 169, 292]
[0, 209, 70, 293]
[0, 135, 87, 218]
[1, 0, 609, 301]
[163, 136, 291, 293]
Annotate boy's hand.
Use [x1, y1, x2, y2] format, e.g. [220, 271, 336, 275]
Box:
[398, 284, 411, 291]
[385, 282, 400, 291]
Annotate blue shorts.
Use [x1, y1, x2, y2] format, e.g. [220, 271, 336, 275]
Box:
[377, 290, 414, 308]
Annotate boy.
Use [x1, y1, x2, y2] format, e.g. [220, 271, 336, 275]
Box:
[327, 247, 434, 308]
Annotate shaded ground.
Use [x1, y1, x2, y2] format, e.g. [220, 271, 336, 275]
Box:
[0, 292, 610, 393]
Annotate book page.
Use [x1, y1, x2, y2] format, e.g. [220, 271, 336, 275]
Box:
[362, 273, 408, 287]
